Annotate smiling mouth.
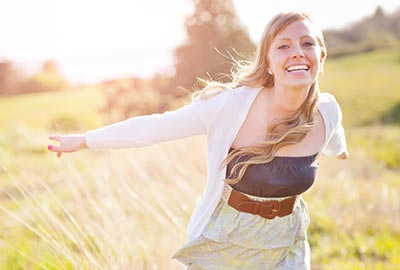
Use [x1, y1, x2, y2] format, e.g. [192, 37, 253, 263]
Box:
[285, 64, 310, 72]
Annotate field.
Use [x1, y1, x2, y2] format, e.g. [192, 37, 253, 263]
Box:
[1, 49, 400, 269]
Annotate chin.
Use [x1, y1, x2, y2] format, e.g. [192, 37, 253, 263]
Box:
[289, 76, 318, 88]
[286, 81, 314, 90]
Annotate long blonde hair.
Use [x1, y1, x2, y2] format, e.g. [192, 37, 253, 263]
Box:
[193, 12, 327, 184]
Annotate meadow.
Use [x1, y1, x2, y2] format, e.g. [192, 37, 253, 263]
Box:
[0, 49, 399, 269]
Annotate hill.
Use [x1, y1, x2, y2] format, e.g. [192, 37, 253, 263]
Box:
[320, 49, 400, 127]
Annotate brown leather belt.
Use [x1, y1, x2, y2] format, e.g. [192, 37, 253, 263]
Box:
[227, 188, 296, 219]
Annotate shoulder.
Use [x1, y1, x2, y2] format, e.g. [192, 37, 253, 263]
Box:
[195, 85, 260, 104]
[193, 85, 261, 124]
[318, 92, 342, 117]
[231, 85, 262, 96]
[318, 92, 343, 128]
[319, 92, 340, 109]
[220, 86, 262, 111]
[224, 85, 262, 105]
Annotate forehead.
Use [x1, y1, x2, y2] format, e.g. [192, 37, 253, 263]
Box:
[273, 20, 319, 41]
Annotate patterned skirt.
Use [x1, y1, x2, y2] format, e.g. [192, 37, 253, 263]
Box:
[172, 193, 311, 270]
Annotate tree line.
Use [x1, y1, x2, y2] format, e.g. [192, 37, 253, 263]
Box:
[324, 6, 400, 57]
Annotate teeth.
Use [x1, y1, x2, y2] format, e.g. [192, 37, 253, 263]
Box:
[287, 65, 309, 71]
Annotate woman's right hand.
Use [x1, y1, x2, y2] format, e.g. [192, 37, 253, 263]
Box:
[48, 134, 88, 158]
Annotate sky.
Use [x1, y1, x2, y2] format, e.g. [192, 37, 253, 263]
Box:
[1, 0, 399, 84]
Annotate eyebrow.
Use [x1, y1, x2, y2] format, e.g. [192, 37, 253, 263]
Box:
[276, 35, 315, 41]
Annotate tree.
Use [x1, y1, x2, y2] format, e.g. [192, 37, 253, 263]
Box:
[169, 0, 255, 96]
[98, 0, 255, 120]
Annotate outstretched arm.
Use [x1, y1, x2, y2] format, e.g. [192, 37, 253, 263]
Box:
[48, 90, 229, 158]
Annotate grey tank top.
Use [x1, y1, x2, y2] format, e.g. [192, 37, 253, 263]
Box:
[227, 148, 319, 197]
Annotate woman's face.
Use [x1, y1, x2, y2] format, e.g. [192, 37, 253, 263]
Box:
[267, 19, 324, 90]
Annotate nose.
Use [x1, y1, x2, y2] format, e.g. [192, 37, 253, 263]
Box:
[291, 45, 304, 58]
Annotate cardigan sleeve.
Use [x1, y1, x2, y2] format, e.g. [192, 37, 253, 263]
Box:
[322, 122, 347, 157]
[320, 94, 347, 157]
[84, 90, 230, 149]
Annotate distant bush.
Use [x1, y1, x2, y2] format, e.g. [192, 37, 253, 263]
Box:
[15, 72, 68, 94]
[100, 77, 178, 123]
[49, 115, 84, 132]
[0, 60, 68, 96]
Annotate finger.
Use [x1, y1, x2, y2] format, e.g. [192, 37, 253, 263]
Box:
[48, 135, 61, 143]
[48, 145, 61, 152]
[57, 152, 62, 158]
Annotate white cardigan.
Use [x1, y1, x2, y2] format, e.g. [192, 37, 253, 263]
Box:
[85, 86, 347, 241]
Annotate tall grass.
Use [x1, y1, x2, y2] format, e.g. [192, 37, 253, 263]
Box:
[1, 136, 400, 269]
[1, 137, 207, 269]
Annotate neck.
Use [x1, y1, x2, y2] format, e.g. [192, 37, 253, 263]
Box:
[268, 85, 311, 115]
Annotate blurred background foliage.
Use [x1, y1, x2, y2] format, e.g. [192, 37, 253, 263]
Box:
[1, 5, 399, 124]
[324, 7, 400, 57]
[0, 60, 68, 96]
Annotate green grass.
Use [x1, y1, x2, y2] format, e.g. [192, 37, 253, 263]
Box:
[320, 49, 400, 127]
[347, 125, 400, 169]
[0, 85, 104, 132]
[0, 49, 399, 269]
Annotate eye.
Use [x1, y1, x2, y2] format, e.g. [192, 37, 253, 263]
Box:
[303, 41, 315, 47]
[278, 44, 289, 49]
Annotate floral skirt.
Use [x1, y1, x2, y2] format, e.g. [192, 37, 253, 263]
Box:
[172, 194, 311, 270]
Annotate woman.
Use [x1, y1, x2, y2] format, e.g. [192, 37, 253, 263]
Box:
[48, 12, 348, 270]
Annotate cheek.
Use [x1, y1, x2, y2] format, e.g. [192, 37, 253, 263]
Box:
[308, 51, 322, 71]
[266, 52, 273, 67]
[267, 53, 284, 71]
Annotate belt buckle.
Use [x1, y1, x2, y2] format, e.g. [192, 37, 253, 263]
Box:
[237, 199, 281, 219]
[259, 200, 281, 219]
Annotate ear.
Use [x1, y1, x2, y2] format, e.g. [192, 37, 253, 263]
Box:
[316, 49, 326, 73]
[320, 51, 327, 64]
